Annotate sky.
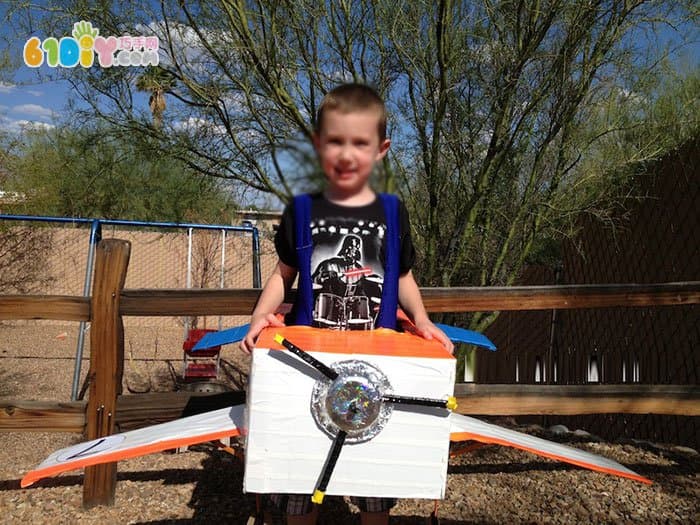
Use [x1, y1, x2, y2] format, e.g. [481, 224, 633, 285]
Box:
[0, 81, 57, 133]
[0, 42, 71, 132]
[0, 4, 697, 146]
[0, 10, 153, 134]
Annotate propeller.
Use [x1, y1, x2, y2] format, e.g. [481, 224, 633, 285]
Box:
[274, 333, 456, 504]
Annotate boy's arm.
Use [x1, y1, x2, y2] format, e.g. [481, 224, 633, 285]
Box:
[240, 260, 297, 353]
[398, 270, 454, 354]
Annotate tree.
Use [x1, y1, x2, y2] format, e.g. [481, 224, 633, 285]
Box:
[136, 66, 176, 129]
[4, 124, 237, 223]
[0, 56, 54, 294]
[6, 1, 698, 330]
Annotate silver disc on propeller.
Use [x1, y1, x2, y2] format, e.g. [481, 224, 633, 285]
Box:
[311, 360, 393, 443]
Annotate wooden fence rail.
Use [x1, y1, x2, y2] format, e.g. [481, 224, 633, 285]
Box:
[1, 238, 699, 508]
[2, 281, 699, 320]
[452, 384, 700, 416]
[2, 385, 698, 434]
[0, 295, 90, 321]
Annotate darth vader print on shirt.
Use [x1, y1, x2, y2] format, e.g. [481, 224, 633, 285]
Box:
[310, 216, 385, 330]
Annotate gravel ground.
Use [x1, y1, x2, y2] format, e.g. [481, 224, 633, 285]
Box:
[1, 322, 698, 524]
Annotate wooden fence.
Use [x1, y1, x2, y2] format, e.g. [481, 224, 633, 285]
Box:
[1, 238, 699, 507]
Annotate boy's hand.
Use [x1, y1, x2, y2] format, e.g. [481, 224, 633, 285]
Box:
[240, 313, 285, 354]
[412, 318, 454, 354]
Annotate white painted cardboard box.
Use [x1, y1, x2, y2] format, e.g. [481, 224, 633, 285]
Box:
[243, 327, 455, 499]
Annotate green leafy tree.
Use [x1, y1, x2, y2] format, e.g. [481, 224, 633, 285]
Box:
[0, 48, 55, 294]
[5, 125, 237, 223]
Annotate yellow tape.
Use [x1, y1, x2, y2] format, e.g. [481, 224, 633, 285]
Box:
[446, 396, 458, 411]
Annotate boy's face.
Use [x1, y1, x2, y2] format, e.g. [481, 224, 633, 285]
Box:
[313, 108, 390, 198]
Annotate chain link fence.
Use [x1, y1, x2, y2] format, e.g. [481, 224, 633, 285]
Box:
[0, 218, 279, 398]
[12, 222, 278, 327]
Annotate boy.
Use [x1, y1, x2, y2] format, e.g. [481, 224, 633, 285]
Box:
[241, 83, 453, 525]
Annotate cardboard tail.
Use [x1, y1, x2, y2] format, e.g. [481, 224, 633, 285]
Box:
[448, 413, 651, 484]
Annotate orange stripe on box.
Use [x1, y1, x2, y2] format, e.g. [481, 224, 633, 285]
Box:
[449, 432, 652, 485]
[257, 326, 453, 359]
[21, 428, 241, 488]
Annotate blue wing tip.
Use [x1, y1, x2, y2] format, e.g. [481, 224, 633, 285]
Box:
[435, 323, 497, 351]
[192, 324, 250, 350]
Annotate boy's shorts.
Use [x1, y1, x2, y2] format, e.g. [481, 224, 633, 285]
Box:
[267, 493, 396, 516]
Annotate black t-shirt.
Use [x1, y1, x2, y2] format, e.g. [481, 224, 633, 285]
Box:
[275, 193, 415, 329]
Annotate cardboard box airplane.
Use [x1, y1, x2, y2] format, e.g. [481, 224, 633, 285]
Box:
[22, 326, 650, 502]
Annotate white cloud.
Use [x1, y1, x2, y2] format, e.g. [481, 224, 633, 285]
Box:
[616, 87, 647, 106]
[172, 116, 227, 135]
[0, 81, 17, 94]
[11, 103, 55, 120]
[140, 20, 228, 73]
[330, 70, 354, 83]
[219, 91, 249, 114]
[1, 117, 55, 133]
[0, 83, 43, 97]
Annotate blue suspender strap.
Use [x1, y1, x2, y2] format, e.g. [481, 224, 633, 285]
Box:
[376, 193, 400, 329]
[292, 194, 314, 325]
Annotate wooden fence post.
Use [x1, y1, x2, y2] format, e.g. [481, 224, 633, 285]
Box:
[83, 239, 130, 508]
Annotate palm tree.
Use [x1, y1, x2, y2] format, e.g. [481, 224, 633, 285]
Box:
[136, 67, 175, 129]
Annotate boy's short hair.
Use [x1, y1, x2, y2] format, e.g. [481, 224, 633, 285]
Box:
[315, 83, 388, 141]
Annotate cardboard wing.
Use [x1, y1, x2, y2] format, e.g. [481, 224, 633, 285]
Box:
[21, 406, 244, 488]
[449, 414, 651, 484]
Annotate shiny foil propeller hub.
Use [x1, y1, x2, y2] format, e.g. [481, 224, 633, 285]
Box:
[311, 360, 393, 443]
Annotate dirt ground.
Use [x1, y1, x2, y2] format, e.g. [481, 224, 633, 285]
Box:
[1, 322, 698, 524]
